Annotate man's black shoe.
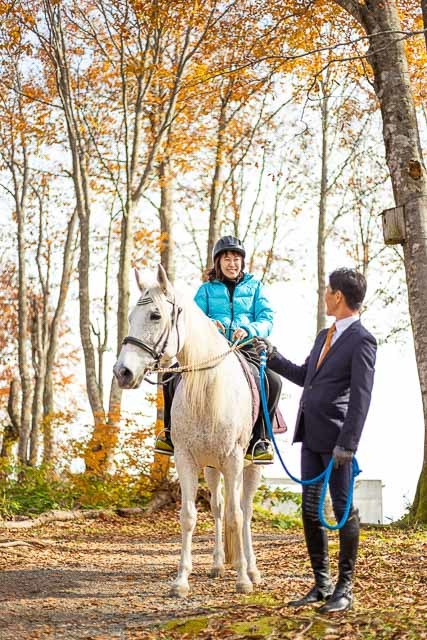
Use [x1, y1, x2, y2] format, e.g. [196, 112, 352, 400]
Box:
[288, 584, 333, 607]
[317, 588, 353, 613]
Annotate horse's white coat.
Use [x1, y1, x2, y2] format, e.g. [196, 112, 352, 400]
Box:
[114, 266, 262, 596]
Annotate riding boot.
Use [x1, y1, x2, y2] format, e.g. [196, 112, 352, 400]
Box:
[154, 374, 178, 456]
[245, 422, 274, 463]
[243, 362, 273, 464]
[288, 486, 333, 606]
[318, 509, 360, 613]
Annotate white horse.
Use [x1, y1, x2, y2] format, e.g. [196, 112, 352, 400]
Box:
[114, 265, 262, 597]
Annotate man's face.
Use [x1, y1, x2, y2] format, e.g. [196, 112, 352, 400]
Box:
[219, 251, 243, 279]
[324, 284, 341, 316]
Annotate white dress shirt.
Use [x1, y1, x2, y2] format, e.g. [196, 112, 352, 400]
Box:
[318, 315, 360, 363]
[331, 315, 359, 346]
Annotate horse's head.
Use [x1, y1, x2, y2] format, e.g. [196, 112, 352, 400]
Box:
[113, 265, 184, 389]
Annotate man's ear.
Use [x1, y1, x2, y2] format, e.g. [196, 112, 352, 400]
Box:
[157, 264, 173, 296]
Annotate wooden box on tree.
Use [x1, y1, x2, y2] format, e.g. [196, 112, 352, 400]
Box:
[381, 206, 406, 245]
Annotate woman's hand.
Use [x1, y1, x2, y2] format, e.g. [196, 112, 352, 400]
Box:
[212, 319, 226, 333]
[232, 327, 248, 342]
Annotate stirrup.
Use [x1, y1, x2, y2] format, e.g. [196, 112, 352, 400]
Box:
[244, 438, 274, 465]
[154, 429, 174, 456]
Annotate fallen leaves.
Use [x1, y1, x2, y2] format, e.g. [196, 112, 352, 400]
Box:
[0, 516, 425, 639]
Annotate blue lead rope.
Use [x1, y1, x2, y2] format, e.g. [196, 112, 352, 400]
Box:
[258, 352, 361, 531]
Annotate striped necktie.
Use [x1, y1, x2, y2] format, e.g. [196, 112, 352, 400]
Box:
[317, 323, 336, 368]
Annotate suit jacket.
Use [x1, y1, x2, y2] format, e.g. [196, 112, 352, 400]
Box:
[268, 320, 377, 453]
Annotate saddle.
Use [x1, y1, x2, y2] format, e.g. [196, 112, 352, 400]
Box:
[236, 351, 287, 434]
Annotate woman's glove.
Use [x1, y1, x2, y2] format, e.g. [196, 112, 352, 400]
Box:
[232, 327, 248, 342]
[332, 445, 354, 469]
[253, 337, 275, 358]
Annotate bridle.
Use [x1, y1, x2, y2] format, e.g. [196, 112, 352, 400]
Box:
[122, 294, 182, 366]
[121, 293, 254, 383]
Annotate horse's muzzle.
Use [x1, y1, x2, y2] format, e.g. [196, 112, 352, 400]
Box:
[113, 363, 137, 389]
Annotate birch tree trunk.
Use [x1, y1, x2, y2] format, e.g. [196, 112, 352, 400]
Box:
[151, 154, 176, 483]
[207, 99, 227, 268]
[43, 208, 78, 464]
[15, 160, 32, 465]
[159, 155, 176, 283]
[334, 0, 427, 522]
[317, 77, 330, 333]
[29, 305, 48, 466]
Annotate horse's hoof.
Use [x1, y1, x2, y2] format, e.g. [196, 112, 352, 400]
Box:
[209, 566, 225, 578]
[170, 583, 189, 598]
[248, 570, 262, 585]
[236, 581, 253, 594]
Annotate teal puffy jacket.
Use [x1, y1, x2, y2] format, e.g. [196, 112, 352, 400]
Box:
[194, 273, 274, 341]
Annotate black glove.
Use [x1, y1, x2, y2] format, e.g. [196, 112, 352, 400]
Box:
[253, 337, 275, 359]
[332, 445, 354, 469]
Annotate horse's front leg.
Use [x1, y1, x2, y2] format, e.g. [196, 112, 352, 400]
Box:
[170, 451, 199, 598]
[242, 464, 262, 585]
[204, 467, 225, 578]
[223, 452, 253, 593]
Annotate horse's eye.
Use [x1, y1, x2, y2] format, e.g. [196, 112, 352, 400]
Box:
[150, 311, 161, 321]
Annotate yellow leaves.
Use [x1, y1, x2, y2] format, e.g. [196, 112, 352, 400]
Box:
[190, 62, 212, 84]
[401, 14, 427, 106]
[58, 375, 75, 388]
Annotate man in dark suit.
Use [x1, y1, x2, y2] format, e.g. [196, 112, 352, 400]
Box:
[254, 268, 376, 613]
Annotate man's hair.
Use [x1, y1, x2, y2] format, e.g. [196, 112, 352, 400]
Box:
[329, 268, 367, 310]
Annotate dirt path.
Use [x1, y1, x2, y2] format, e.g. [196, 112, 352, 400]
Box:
[0, 513, 426, 639]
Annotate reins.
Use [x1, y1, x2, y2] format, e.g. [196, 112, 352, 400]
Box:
[258, 351, 361, 531]
[143, 337, 254, 385]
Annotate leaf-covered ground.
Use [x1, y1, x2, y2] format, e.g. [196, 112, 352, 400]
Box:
[0, 511, 426, 639]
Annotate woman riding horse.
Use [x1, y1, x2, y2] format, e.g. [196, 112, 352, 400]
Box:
[155, 235, 282, 464]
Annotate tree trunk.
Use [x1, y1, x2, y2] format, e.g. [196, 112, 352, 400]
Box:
[421, 0, 427, 51]
[334, 0, 427, 521]
[150, 154, 176, 482]
[2, 380, 20, 459]
[43, 208, 78, 464]
[29, 308, 47, 466]
[91, 197, 136, 471]
[364, 3, 427, 524]
[16, 201, 33, 464]
[317, 78, 330, 333]
[159, 155, 176, 283]
[207, 100, 227, 268]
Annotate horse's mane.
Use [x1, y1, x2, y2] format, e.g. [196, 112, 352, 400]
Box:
[151, 284, 233, 428]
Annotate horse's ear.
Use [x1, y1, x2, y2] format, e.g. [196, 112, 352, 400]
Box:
[134, 269, 146, 293]
[157, 264, 173, 295]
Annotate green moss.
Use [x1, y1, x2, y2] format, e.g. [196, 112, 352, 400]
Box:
[162, 616, 209, 635]
[230, 616, 277, 637]
[241, 593, 281, 606]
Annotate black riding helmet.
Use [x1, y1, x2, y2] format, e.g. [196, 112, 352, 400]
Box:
[212, 235, 246, 262]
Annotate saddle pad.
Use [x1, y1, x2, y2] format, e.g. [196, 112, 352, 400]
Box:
[236, 352, 287, 434]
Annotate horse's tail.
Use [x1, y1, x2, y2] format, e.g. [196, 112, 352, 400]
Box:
[223, 486, 243, 565]
[224, 506, 235, 565]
